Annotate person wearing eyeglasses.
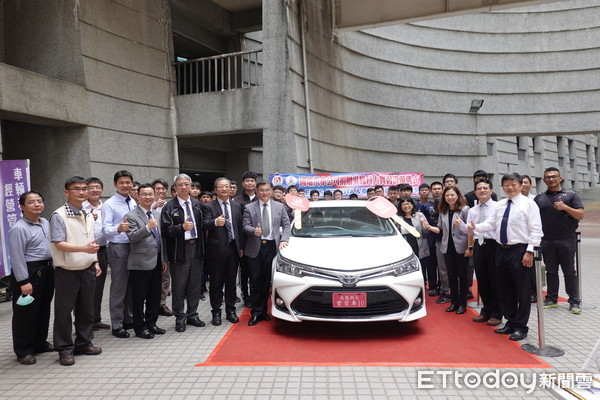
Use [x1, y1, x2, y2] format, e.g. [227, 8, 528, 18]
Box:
[9, 191, 54, 365]
[464, 179, 502, 327]
[82, 177, 110, 331]
[242, 182, 291, 326]
[50, 177, 102, 365]
[534, 167, 584, 314]
[201, 178, 245, 326]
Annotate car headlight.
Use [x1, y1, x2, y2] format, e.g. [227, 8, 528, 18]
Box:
[276, 255, 315, 277]
[381, 253, 421, 277]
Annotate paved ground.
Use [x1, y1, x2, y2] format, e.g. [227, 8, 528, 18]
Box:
[0, 188, 599, 399]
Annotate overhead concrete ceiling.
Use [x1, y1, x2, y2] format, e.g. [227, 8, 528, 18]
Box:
[210, 0, 262, 13]
[170, 0, 262, 59]
[333, 0, 566, 32]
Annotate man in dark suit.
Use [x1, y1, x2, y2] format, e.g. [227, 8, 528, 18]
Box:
[202, 177, 245, 326]
[242, 181, 291, 326]
[160, 174, 205, 333]
[125, 184, 167, 339]
[234, 171, 258, 308]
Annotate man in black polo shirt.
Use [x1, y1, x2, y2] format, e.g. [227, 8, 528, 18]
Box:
[534, 167, 584, 314]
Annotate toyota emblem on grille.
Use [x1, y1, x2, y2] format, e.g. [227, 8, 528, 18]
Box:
[339, 274, 359, 287]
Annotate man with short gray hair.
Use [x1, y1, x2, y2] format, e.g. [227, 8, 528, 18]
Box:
[160, 174, 206, 332]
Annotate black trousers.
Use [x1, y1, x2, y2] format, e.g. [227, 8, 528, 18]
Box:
[10, 260, 54, 358]
[473, 241, 502, 319]
[496, 244, 532, 333]
[207, 242, 239, 314]
[247, 240, 277, 316]
[425, 234, 438, 290]
[53, 265, 96, 356]
[444, 244, 468, 307]
[129, 254, 162, 334]
[542, 238, 580, 304]
[239, 255, 250, 301]
[93, 246, 108, 323]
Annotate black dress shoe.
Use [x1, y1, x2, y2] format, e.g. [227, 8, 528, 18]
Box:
[159, 304, 174, 317]
[148, 326, 166, 335]
[135, 329, 155, 339]
[494, 325, 515, 335]
[248, 315, 262, 326]
[74, 345, 102, 355]
[212, 313, 222, 326]
[34, 341, 54, 354]
[456, 305, 467, 314]
[17, 354, 36, 365]
[263, 313, 271, 321]
[467, 290, 474, 300]
[199, 294, 206, 301]
[243, 299, 252, 308]
[112, 328, 130, 338]
[509, 330, 527, 341]
[445, 304, 458, 312]
[187, 318, 206, 327]
[175, 322, 186, 332]
[226, 312, 239, 323]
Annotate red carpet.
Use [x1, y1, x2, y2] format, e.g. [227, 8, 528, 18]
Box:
[198, 301, 550, 368]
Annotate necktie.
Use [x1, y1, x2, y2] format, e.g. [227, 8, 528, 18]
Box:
[185, 201, 197, 238]
[262, 203, 270, 237]
[223, 201, 234, 242]
[147, 211, 161, 252]
[125, 197, 131, 210]
[478, 203, 486, 246]
[500, 199, 512, 245]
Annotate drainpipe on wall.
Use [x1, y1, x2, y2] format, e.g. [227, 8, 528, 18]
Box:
[299, 0, 314, 173]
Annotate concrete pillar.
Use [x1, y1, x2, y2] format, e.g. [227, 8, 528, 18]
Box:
[261, 0, 297, 175]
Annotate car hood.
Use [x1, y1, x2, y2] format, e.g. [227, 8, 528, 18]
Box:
[279, 234, 413, 270]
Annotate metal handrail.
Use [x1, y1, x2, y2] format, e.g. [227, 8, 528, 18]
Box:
[173, 49, 262, 95]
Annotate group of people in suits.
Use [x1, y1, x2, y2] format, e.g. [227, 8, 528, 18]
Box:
[7, 166, 583, 366]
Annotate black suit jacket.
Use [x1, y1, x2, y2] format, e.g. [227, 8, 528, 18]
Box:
[201, 199, 245, 260]
[160, 197, 204, 263]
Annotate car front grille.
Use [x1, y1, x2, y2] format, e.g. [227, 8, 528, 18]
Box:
[291, 286, 408, 318]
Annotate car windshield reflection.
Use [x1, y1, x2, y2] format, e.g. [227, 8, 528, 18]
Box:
[292, 206, 396, 237]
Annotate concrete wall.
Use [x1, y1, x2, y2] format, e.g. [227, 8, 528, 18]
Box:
[4, 0, 86, 84]
[0, 0, 179, 211]
[283, 0, 599, 193]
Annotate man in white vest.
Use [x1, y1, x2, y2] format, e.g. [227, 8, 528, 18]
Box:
[50, 176, 102, 366]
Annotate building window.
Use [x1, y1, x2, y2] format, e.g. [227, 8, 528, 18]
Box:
[487, 142, 494, 156]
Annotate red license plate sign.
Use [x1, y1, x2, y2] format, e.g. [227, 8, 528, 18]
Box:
[332, 292, 367, 308]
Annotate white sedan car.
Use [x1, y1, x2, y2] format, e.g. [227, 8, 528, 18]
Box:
[271, 200, 426, 322]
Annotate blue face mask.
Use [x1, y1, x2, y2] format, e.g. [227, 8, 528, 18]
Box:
[16, 294, 34, 306]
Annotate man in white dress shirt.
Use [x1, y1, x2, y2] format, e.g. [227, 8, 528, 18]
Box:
[470, 173, 543, 341]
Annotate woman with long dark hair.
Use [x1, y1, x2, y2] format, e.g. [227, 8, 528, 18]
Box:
[397, 197, 430, 286]
[422, 186, 470, 314]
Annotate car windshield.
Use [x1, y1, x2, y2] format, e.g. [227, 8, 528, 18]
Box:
[292, 206, 397, 237]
